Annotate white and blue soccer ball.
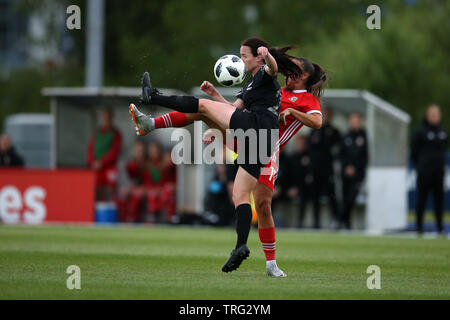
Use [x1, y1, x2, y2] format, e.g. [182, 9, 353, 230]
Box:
[213, 54, 246, 87]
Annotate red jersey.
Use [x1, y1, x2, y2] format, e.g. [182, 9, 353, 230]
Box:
[259, 88, 322, 189]
[277, 88, 321, 151]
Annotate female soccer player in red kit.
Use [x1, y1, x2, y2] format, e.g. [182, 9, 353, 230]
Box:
[130, 56, 326, 277]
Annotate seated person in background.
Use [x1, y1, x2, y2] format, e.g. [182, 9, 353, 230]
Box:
[87, 109, 122, 201]
[0, 134, 24, 167]
[161, 149, 177, 223]
[143, 141, 176, 223]
[117, 140, 147, 223]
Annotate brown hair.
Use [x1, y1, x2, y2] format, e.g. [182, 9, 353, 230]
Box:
[241, 37, 301, 78]
[295, 57, 327, 101]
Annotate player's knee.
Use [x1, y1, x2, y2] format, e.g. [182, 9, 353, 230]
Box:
[232, 191, 250, 207]
[198, 99, 207, 113]
[188, 113, 203, 122]
[256, 198, 272, 219]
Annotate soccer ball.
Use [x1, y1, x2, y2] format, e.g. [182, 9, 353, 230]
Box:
[213, 55, 246, 87]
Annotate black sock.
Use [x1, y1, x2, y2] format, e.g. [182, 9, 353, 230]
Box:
[235, 203, 252, 249]
[151, 94, 199, 113]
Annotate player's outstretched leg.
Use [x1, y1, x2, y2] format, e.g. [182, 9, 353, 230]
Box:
[129, 104, 155, 136]
[141, 72, 160, 104]
[140, 71, 199, 113]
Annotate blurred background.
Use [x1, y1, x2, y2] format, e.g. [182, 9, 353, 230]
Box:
[0, 0, 448, 233]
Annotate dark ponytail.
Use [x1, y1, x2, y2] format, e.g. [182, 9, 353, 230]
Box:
[268, 46, 302, 78]
[241, 37, 302, 78]
[296, 58, 327, 101]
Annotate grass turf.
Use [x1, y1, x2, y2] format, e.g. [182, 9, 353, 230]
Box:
[0, 224, 449, 300]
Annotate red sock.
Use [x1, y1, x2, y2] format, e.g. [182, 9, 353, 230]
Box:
[154, 112, 188, 129]
[258, 226, 276, 261]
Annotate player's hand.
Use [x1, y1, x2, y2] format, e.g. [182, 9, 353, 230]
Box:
[202, 129, 216, 145]
[280, 108, 292, 125]
[257, 46, 269, 58]
[200, 81, 217, 97]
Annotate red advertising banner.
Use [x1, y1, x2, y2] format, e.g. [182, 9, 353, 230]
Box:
[0, 169, 95, 224]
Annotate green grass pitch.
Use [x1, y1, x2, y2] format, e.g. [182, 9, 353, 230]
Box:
[0, 224, 449, 299]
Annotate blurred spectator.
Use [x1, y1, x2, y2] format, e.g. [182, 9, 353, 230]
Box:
[205, 163, 234, 226]
[143, 141, 176, 223]
[286, 135, 316, 228]
[0, 133, 24, 167]
[271, 148, 291, 202]
[117, 140, 147, 223]
[308, 108, 341, 227]
[87, 109, 122, 201]
[339, 113, 369, 229]
[265, 148, 292, 227]
[411, 104, 448, 234]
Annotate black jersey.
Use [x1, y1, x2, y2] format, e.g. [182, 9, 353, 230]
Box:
[236, 65, 281, 117]
[411, 120, 448, 174]
[339, 129, 369, 181]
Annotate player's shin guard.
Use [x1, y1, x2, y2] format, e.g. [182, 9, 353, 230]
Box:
[258, 226, 276, 261]
[151, 94, 199, 113]
[235, 204, 252, 249]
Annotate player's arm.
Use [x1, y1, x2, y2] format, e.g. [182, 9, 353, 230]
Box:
[201, 80, 231, 104]
[280, 108, 322, 129]
[258, 46, 278, 77]
[200, 80, 245, 109]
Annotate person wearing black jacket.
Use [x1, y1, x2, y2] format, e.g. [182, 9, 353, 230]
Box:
[0, 134, 24, 167]
[286, 135, 316, 228]
[308, 108, 341, 227]
[339, 113, 368, 229]
[411, 105, 448, 234]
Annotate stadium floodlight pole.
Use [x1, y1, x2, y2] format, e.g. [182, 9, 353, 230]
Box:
[85, 0, 105, 87]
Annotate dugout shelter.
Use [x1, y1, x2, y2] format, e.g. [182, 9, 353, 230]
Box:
[191, 87, 411, 233]
[43, 87, 410, 232]
[42, 87, 203, 216]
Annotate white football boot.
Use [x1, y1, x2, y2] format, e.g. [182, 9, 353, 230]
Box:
[266, 260, 287, 277]
[129, 103, 155, 136]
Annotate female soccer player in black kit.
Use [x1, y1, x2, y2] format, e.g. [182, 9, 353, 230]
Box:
[132, 37, 301, 273]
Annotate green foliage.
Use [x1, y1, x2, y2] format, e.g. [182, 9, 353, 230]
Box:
[0, 0, 85, 131]
[306, 0, 450, 128]
[1, 0, 449, 132]
[0, 65, 84, 131]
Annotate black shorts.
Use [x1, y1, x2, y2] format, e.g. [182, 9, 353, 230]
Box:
[229, 108, 279, 179]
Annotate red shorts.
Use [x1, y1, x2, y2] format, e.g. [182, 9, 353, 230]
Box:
[258, 160, 278, 191]
[95, 167, 118, 188]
